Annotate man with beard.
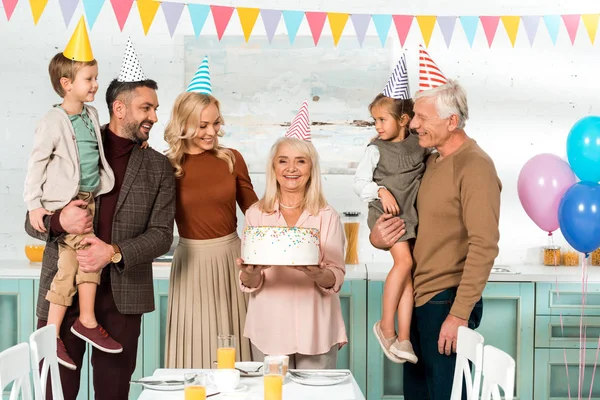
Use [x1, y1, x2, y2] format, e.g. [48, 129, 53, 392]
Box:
[25, 40, 176, 399]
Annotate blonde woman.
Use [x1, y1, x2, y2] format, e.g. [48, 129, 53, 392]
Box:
[237, 137, 347, 369]
[164, 92, 258, 368]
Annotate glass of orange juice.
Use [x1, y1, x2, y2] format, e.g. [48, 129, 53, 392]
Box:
[217, 334, 236, 369]
[263, 356, 284, 400]
[184, 373, 208, 400]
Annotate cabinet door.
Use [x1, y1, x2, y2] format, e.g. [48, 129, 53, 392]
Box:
[142, 280, 170, 376]
[0, 280, 35, 399]
[338, 280, 367, 396]
[536, 315, 600, 349]
[536, 283, 600, 316]
[366, 281, 534, 400]
[535, 348, 600, 399]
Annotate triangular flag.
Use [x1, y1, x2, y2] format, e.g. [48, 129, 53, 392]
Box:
[418, 45, 447, 92]
[382, 54, 410, 100]
[460, 16, 479, 47]
[437, 16, 456, 48]
[501, 16, 520, 47]
[393, 15, 413, 47]
[210, 5, 234, 40]
[543, 15, 560, 45]
[188, 3, 210, 38]
[117, 38, 147, 82]
[328, 12, 348, 46]
[63, 16, 94, 61]
[162, 1, 184, 37]
[261, 9, 282, 44]
[82, 0, 104, 29]
[562, 14, 581, 45]
[59, 0, 78, 27]
[582, 14, 599, 44]
[187, 56, 211, 94]
[351, 14, 370, 47]
[137, 0, 160, 36]
[480, 16, 500, 47]
[306, 11, 327, 46]
[521, 15, 540, 46]
[282, 10, 304, 44]
[286, 101, 311, 141]
[110, 0, 133, 31]
[372, 14, 392, 47]
[30, 0, 48, 25]
[2, 0, 19, 21]
[417, 15, 437, 48]
[237, 7, 260, 42]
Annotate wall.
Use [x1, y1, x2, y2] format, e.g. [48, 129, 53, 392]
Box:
[1, 0, 599, 265]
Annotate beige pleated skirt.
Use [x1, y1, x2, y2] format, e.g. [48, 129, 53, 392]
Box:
[164, 233, 251, 368]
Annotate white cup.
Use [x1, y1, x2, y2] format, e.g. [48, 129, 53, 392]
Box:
[212, 369, 241, 392]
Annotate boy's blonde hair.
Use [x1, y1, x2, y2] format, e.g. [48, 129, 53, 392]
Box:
[48, 52, 98, 97]
[164, 92, 235, 178]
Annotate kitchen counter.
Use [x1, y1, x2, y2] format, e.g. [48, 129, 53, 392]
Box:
[0, 260, 368, 280]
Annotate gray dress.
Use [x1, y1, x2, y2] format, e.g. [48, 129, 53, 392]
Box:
[366, 135, 429, 241]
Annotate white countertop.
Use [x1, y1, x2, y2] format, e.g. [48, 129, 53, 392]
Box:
[365, 262, 600, 282]
[0, 260, 368, 281]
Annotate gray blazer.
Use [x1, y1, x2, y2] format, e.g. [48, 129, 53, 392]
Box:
[25, 137, 176, 319]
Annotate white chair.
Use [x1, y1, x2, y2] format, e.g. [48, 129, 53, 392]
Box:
[450, 326, 485, 400]
[0, 342, 33, 400]
[480, 345, 516, 400]
[30, 324, 64, 400]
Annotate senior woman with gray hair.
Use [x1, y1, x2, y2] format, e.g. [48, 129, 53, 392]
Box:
[370, 79, 501, 399]
[236, 135, 348, 369]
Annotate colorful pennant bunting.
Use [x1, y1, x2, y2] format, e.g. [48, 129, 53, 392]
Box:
[306, 11, 327, 45]
[328, 12, 349, 46]
[58, 0, 78, 27]
[480, 16, 500, 47]
[350, 14, 370, 47]
[460, 16, 479, 47]
[393, 15, 413, 47]
[137, 0, 160, 35]
[501, 16, 520, 47]
[543, 15, 561, 45]
[162, 1, 184, 37]
[82, 0, 104, 29]
[562, 14, 581, 45]
[582, 14, 599, 44]
[110, 0, 133, 31]
[29, 0, 48, 25]
[372, 14, 392, 46]
[237, 7, 260, 42]
[521, 15, 540, 46]
[261, 9, 282, 43]
[211, 5, 234, 40]
[282, 10, 303, 44]
[188, 3, 209, 38]
[417, 15, 437, 48]
[2, 0, 19, 21]
[437, 16, 457, 48]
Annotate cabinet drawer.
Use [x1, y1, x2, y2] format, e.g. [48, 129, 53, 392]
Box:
[536, 315, 600, 348]
[535, 348, 600, 399]
[536, 283, 600, 316]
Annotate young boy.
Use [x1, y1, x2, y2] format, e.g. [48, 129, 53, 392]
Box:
[23, 18, 122, 370]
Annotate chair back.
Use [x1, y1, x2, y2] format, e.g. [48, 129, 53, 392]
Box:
[0, 342, 33, 400]
[480, 345, 516, 400]
[450, 326, 484, 400]
[30, 324, 64, 400]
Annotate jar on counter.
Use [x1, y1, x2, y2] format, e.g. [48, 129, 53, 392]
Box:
[342, 211, 361, 265]
[543, 245, 561, 266]
[562, 249, 580, 266]
[592, 248, 600, 266]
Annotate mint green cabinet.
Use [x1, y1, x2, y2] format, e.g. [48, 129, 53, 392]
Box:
[366, 281, 535, 400]
[535, 348, 600, 399]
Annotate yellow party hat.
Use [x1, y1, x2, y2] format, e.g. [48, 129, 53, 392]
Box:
[63, 17, 94, 62]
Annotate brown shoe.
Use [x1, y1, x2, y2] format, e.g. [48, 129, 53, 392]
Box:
[57, 338, 77, 370]
[70, 319, 123, 354]
[373, 321, 405, 364]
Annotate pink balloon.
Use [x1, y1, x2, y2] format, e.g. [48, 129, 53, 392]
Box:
[517, 154, 577, 233]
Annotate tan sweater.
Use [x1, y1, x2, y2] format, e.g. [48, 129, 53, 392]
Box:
[412, 138, 501, 319]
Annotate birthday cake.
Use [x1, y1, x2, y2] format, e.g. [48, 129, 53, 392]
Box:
[242, 226, 320, 266]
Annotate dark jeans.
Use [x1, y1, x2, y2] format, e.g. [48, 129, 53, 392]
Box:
[404, 288, 484, 400]
[38, 269, 142, 400]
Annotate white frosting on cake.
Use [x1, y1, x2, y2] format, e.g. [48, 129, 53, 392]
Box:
[242, 226, 320, 266]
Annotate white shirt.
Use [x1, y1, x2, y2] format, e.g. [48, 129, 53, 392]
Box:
[353, 145, 386, 202]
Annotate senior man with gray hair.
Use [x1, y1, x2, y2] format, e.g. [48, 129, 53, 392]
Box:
[369, 78, 502, 399]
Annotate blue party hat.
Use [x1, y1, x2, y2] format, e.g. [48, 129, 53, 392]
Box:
[382, 54, 410, 100]
[187, 56, 212, 94]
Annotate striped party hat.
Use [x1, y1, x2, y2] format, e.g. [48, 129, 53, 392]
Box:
[382, 54, 410, 99]
[418, 44, 448, 92]
[117, 38, 147, 82]
[187, 56, 212, 94]
[286, 101, 311, 141]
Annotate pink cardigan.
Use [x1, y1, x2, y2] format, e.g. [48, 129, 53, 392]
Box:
[240, 203, 348, 355]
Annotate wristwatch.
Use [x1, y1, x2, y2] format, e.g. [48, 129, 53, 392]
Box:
[110, 244, 122, 263]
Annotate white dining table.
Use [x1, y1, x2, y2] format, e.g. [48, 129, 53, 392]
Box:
[136, 368, 365, 400]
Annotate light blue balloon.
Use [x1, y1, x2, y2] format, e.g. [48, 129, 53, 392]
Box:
[566, 116, 600, 183]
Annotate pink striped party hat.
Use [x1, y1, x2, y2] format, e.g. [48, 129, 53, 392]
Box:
[418, 44, 448, 92]
[286, 101, 311, 141]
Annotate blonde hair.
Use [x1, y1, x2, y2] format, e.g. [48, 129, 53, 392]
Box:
[48, 52, 98, 98]
[258, 137, 327, 216]
[164, 92, 235, 178]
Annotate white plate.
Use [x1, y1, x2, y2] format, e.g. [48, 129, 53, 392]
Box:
[288, 372, 349, 386]
[235, 361, 263, 377]
[138, 375, 218, 394]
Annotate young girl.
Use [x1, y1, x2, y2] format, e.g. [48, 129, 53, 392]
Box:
[353, 58, 428, 363]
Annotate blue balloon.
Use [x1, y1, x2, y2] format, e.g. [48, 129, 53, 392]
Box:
[566, 116, 600, 183]
[558, 182, 600, 254]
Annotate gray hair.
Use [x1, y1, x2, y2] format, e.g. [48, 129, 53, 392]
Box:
[414, 80, 469, 129]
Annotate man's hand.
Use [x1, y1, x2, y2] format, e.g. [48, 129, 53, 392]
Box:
[29, 207, 53, 233]
[378, 188, 400, 216]
[60, 200, 93, 235]
[438, 314, 468, 355]
[77, 236, 112, 273]
[369, 213, 406, 250]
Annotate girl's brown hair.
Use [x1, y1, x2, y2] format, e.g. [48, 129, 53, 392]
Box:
[368, 94, 415, 139]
